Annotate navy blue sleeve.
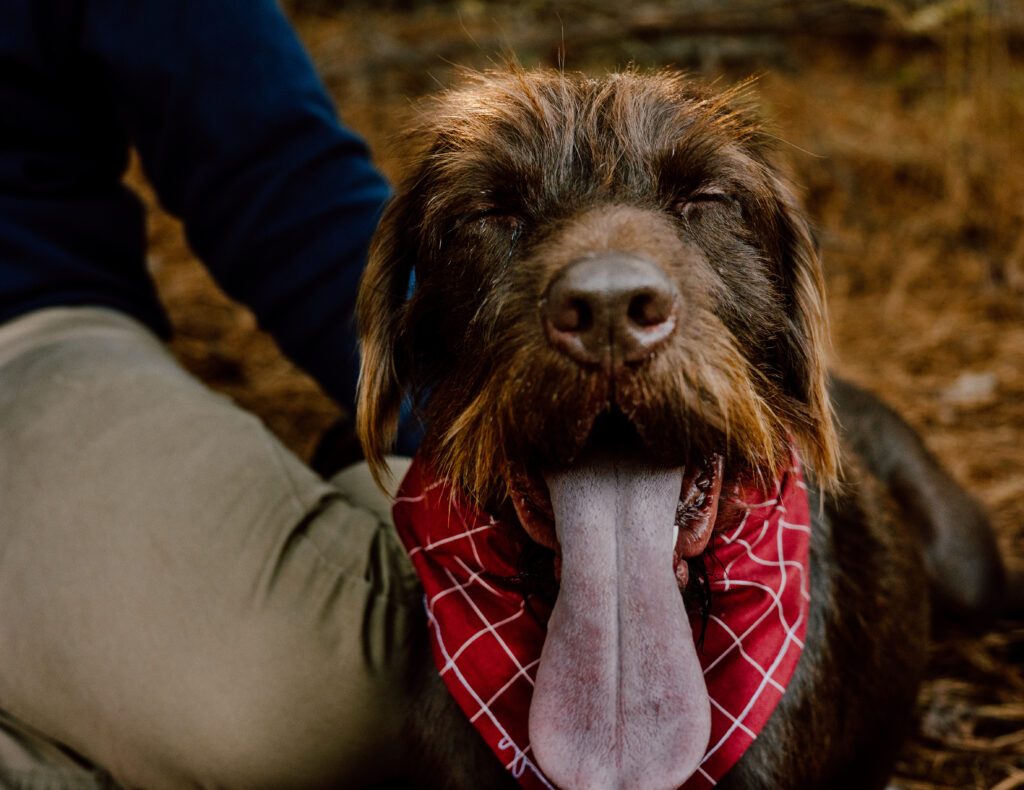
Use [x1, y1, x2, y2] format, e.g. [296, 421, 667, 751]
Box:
[82, 0, 391, 411]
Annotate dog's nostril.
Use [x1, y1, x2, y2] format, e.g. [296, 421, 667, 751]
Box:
[628, 290, 673, 328]
[543, 254, 679, 367]
[550, 298, 594, 333]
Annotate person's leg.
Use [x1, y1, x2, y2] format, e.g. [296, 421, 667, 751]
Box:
[0, 708, 121, 790]
[0, 307, 422, 790]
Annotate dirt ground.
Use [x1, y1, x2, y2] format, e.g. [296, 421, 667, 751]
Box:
[135, 3, 1024, 787]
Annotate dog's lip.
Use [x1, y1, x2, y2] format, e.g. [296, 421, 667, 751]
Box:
[672, 452, 725, 587]
[508, 450, 725, 588]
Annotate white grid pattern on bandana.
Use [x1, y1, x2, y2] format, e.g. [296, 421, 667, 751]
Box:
[424, 595, 554, 786]
[693, 460, 809, 780]
[398, 454, 810, 790]
[404, 488, 553, 785]
[698, 614, 806, 769]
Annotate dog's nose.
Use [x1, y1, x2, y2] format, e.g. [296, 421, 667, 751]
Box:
[542, 254, 679, 367]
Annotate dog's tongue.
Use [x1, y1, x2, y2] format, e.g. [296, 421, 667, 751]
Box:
[531, 453, 711, 789]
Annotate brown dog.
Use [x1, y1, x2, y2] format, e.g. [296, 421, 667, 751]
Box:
[355, 68, 1007, 790]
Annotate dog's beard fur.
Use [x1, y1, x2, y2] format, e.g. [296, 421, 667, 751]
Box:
[423, 305, 788, 509]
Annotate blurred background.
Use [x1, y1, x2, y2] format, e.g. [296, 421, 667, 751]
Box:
[133, 1, 1024, 787]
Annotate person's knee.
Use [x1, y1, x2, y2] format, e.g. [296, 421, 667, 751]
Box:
[179, 514, 422, 787]
[114, 646, 412, 790]
[189, 673, 404, 789]
[103, 590, 422, 790]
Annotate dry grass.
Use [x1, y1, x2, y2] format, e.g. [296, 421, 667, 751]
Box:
[136, 3, 1023, 786]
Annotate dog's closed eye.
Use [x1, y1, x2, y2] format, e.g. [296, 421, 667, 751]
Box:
[437, 209, 525, 259]
[674, 189, 742, 221]
[469, 209, 524, 233]
[451, 207, 524, 238]
[458, 209, 525, 257]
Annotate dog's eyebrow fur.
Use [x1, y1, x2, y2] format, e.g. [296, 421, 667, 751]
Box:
[402, 70, 786, 233]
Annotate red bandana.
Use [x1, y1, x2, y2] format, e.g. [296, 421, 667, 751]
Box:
[392, 453, 811, 789]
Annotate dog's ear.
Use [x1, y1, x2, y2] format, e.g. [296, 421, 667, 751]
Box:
[770, 174, 840, 488]
[356, 191, 417, 487]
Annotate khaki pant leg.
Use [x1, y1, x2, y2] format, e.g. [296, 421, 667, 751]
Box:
[0, 308, 421, 790]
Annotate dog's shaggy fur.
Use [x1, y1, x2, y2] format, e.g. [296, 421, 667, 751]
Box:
[355, 68, 1007, 790]
[359, 69, 836, 501]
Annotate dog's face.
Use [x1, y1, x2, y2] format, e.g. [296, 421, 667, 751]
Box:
[358, 69, 838, 788]
[359, 69, 836, 499]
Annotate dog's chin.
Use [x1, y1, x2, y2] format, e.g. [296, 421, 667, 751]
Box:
[507, 410, 724, 589]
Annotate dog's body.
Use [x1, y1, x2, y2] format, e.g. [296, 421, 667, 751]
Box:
[354, 69, 1007, 790]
